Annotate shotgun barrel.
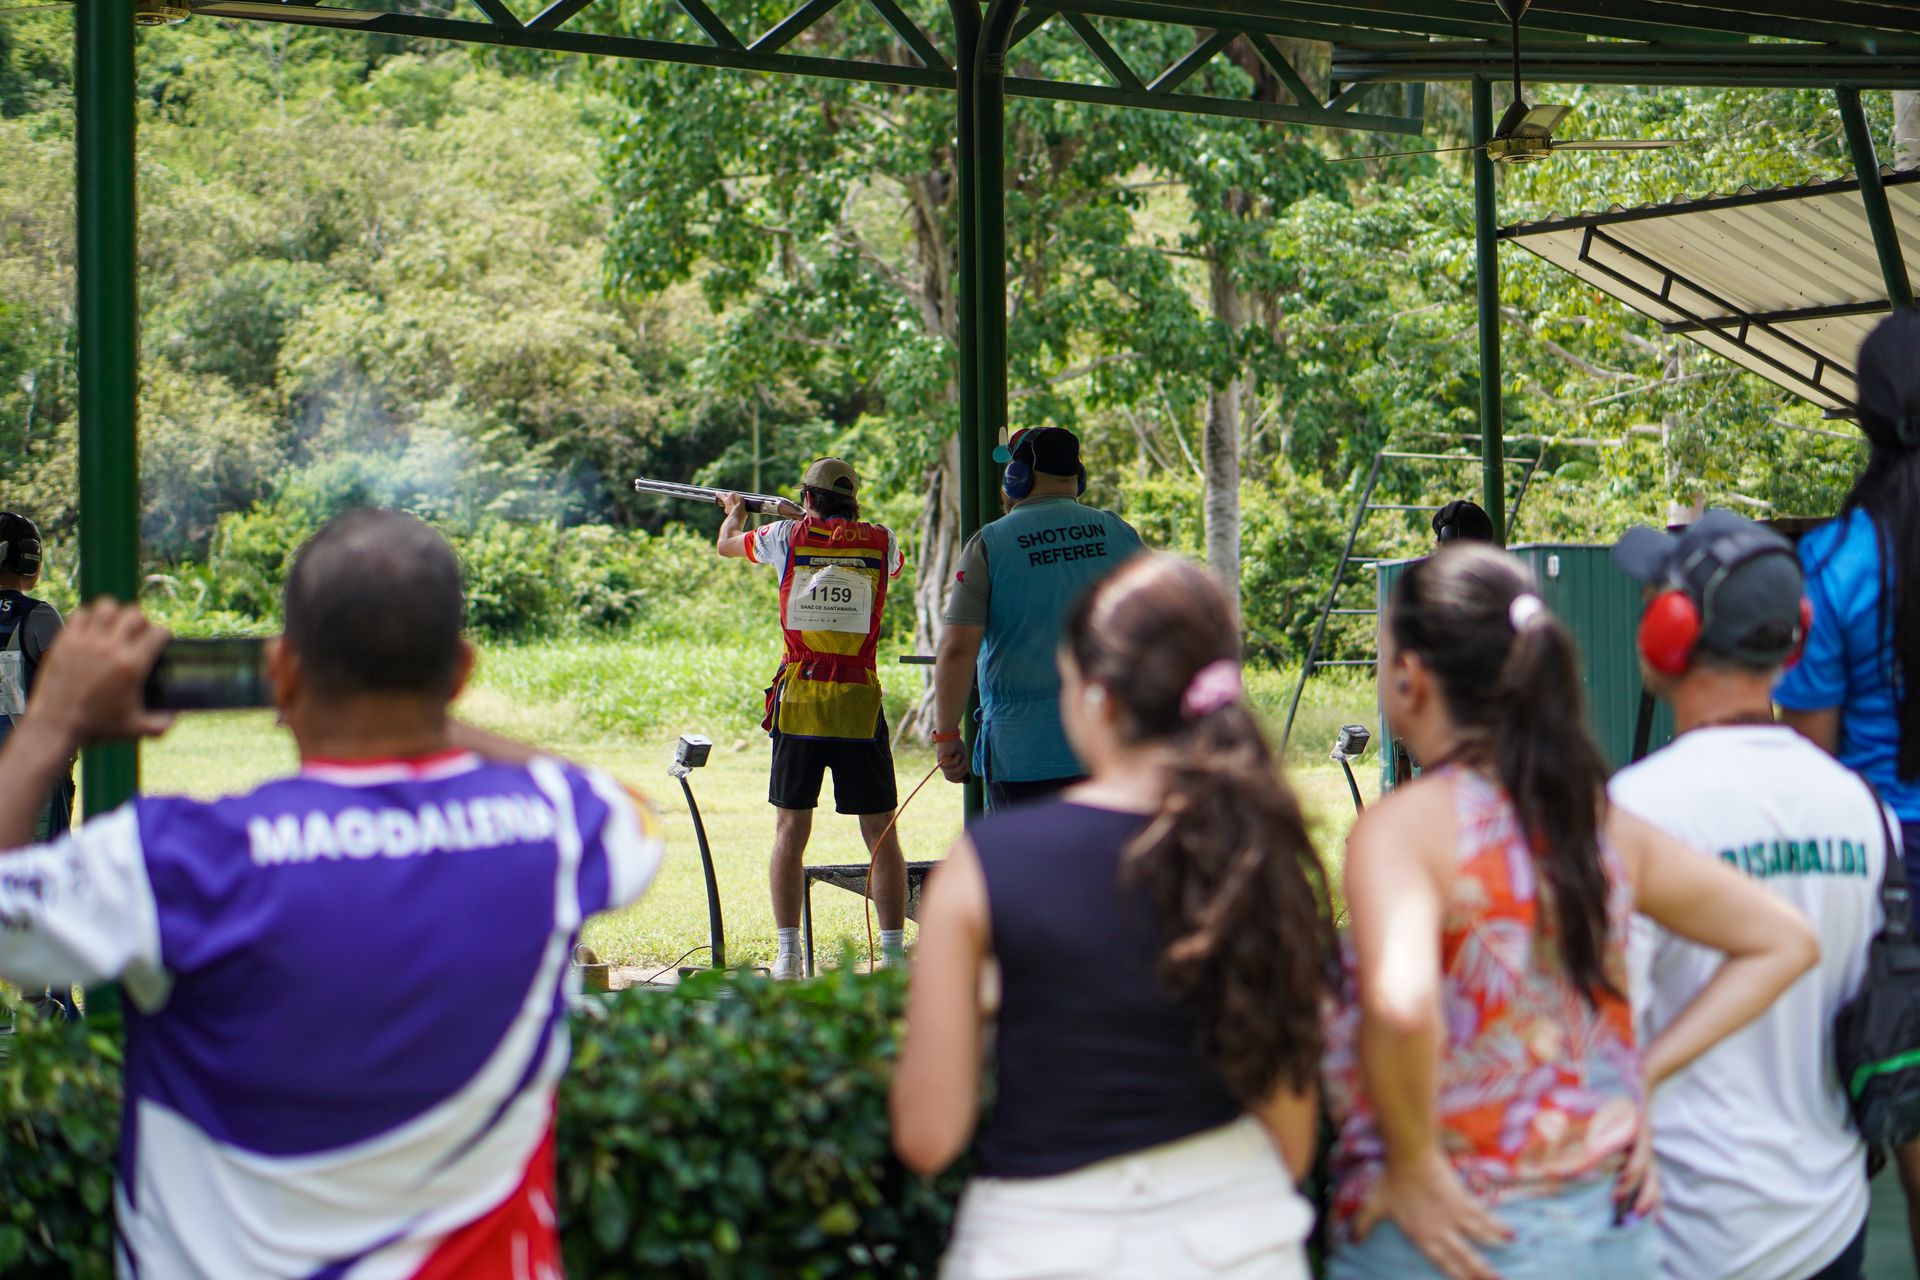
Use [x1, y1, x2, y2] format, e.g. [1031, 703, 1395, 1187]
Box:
[631, 477, 798, 517]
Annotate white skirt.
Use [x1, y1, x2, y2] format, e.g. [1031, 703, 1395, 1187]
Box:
[940, 1116, 1314, 1280]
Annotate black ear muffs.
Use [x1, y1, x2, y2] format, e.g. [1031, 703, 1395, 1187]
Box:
[1075, 464, 1087, 497]
[0, 513, 37, 577]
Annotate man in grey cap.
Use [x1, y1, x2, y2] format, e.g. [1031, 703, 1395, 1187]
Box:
[717, 459, 908, 977]
[1609, 509, 1897, 1280]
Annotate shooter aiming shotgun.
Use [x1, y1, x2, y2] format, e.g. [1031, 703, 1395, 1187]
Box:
[632, 477, 802, 519]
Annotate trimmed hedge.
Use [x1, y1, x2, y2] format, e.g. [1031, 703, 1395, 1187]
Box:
[1, 967, 965, 1278]
[0, 1005, 121, 1279]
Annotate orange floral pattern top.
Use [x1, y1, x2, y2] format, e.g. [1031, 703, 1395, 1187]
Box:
[1323, 767, 1642, 1237]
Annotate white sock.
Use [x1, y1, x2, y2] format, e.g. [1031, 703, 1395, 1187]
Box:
[776, 927, 801, 958]
[880, 929, 906, 955]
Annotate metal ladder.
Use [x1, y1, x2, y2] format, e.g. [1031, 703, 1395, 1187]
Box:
[1278, 439, 1541, 755]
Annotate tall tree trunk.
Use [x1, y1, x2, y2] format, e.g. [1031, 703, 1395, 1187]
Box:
[1660, 343, 1703, 525]
[892, 165, 962, 739]
[1203, 254, 1244, 619]
[1896, 91, 1920, 170]
[897, 433, 961, 738]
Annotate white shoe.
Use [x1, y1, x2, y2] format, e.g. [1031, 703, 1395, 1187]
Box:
[771, 953, 805, 981]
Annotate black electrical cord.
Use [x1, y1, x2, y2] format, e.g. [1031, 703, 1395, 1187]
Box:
[637, 945, 713, 987]
[1339, 757, 1365, 816]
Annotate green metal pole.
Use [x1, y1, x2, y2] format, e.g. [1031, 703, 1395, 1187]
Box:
[1837, 87, 1915, 310]
[950, 0, 985, 820]
[974, 0, 1020, 537]
[77, 0, 141, 816]
[1471, 77, 1506, 546]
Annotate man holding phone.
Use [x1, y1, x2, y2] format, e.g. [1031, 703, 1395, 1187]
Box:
[0, 509, 664, 1279]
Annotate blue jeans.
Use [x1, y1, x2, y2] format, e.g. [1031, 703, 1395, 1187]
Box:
[1327, 1178, 1657, 1280]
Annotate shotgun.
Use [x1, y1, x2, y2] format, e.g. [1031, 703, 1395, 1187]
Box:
[631, 477, 801, 518]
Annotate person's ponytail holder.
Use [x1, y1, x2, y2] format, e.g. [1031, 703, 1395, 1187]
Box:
[1508, 593, 1547, 633]
[1181, 659, 1243, 719]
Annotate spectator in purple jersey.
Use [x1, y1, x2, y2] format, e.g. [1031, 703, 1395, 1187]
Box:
[0, 509, 664, 1280]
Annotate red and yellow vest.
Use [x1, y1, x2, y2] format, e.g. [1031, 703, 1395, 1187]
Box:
[765, 517, 892, 740]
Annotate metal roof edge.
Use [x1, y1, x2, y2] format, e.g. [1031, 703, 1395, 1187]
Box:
[1497, 167, 1920, 240]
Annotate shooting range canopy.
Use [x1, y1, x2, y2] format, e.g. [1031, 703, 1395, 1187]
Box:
[1500, 170, 1920, 417]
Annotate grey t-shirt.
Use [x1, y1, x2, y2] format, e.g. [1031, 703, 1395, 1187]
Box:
[21, 600, 61, 660]
[945, 532, 993, 628]
[1, 594, 62, 661]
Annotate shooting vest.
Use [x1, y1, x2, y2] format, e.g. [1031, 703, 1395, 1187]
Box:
[974, 498, 1141, 783]
[765, 516, 892, 740]
[0, 590, 71, 841]
[0, 591, 46, 732]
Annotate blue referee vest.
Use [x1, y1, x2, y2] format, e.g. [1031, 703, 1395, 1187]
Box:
[974, 498, 1141, 783]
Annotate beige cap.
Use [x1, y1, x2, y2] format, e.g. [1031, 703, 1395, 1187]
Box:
[801, 457, 859, 495]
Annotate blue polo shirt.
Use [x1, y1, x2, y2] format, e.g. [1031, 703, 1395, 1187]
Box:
[1775, 508, 1920, 822]
[945, 497, 1142, 784]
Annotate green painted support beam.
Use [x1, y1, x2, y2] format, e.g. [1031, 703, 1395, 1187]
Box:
[1837, 87, 1915, 311]
[975, 0, 1019, 539]
[190, 2, 1425, 130]
[77, 0, 141, 816]
[1472, 77, 1506, 547]
[1332, 43, 1920, 89]
[950, 0, 985, 820]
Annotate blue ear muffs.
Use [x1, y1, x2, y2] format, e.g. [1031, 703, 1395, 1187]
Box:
[998, 430, 1084, 500]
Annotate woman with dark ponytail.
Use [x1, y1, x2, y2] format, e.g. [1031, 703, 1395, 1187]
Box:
[1325, 545, 1817, 1280]
[1775, 309, 1920, 1265]
[892, 553, 1334, 1278]
[1778, 310, 1920, 900]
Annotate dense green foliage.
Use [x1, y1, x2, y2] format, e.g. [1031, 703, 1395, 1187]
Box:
[0, 15, 1887, 675]
[560, 966, 963, 1277]
[0, 1006, 120, 1279]
[0, 968, 963, 1278]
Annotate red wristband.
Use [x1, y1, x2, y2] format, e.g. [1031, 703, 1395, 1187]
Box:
[929, 730, 962, 744]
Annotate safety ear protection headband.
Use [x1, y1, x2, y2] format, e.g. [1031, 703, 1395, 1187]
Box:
[1000, 430, 1088, 500]
[0, 514, 36, 576]
[1637, 536, 1809, 676]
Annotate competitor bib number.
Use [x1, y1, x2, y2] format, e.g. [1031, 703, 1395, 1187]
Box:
[786, 566, 873, 634]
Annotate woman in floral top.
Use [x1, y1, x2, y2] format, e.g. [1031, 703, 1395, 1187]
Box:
[1326, 545, 1818, 1280]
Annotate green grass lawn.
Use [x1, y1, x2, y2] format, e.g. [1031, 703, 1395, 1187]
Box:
[132, 648, 1378, 970]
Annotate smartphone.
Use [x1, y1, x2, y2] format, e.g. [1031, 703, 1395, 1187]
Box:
[143, 638, 271, 712]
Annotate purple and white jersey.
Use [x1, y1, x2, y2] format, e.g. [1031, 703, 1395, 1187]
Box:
[0, 750, 663, 1280]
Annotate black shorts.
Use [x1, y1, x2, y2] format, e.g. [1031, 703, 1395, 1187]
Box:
[769, 713, 898, 815]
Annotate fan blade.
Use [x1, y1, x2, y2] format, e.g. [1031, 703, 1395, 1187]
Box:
[1519, 104, 1572, 135]
[1549, 139, 1688, 151]
[1331, 144, 1487, 163]
[192, 1, 383, 21]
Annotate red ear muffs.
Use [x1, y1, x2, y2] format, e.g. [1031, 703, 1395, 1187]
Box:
[1783, 597, 1814, 670]
[1638, 589, 1701, 675]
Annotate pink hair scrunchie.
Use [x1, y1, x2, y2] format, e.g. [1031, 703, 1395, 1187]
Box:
[1181, 659, 1243, 719]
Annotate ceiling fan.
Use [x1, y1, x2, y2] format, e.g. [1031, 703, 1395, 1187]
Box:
[1336, 0, 1686, 165]
[0, 0, 188, 19]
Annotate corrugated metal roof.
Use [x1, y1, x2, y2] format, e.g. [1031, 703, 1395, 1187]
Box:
[1501, 171, 1920, 414]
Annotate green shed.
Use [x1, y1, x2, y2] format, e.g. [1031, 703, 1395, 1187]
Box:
[1375, 544, 1675, 789]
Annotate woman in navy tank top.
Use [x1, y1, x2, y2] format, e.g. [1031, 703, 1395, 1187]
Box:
[891, 553, 1335, 1278]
